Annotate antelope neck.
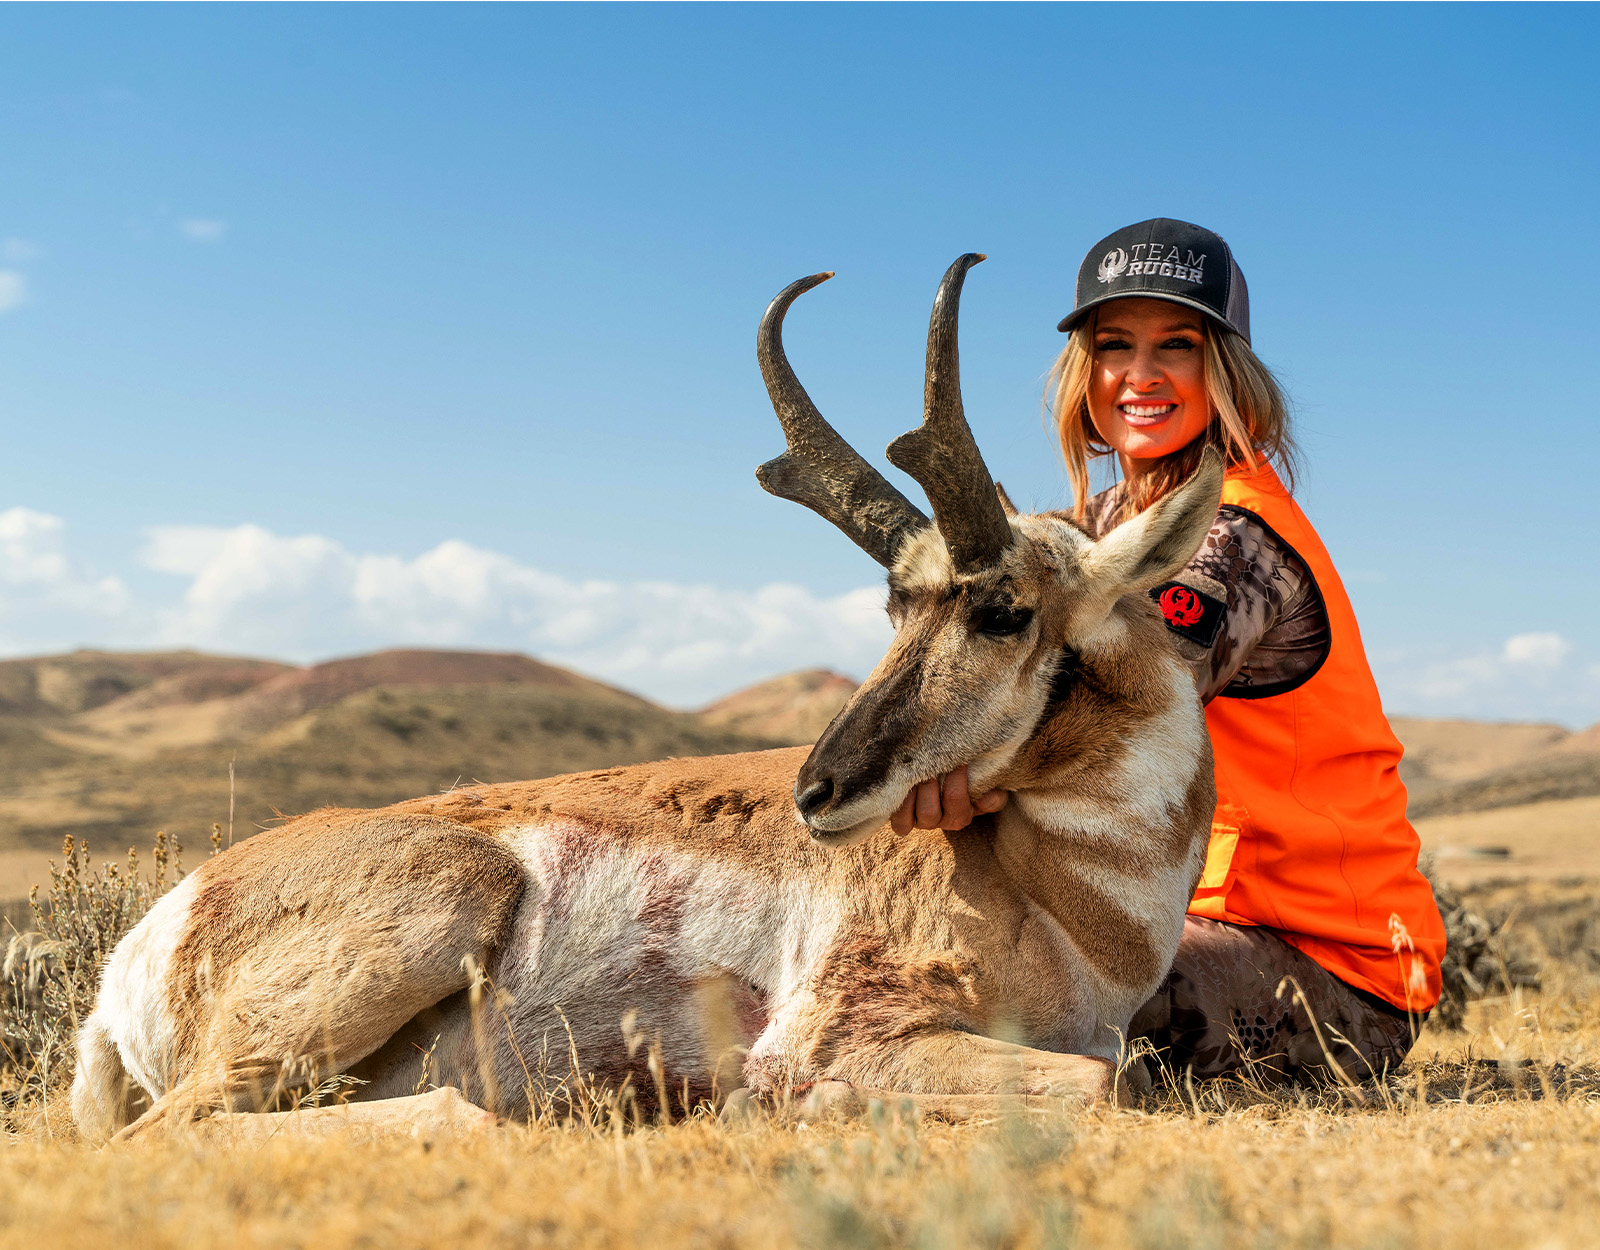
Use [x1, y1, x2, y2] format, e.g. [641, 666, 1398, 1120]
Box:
[994, 667, 1208, 896]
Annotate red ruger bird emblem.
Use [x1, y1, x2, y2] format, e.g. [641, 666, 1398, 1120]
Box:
[1158, 584, 1205, 629]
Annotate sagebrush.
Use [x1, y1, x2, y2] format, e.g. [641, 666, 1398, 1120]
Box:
[0, 830, 186, 1123]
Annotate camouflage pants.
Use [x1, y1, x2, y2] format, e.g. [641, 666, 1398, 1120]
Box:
[1128, 917, 1423, 1083]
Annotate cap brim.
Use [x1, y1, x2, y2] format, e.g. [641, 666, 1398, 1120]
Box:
[1057, 290, 1247, 344]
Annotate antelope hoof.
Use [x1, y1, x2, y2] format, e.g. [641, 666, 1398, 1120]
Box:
[718, 1088, 763, 1123]
[1114, 1056, 1154, 1105]
[798, 1080, 868, 1122]
[1037, 1054, 1118, 1106]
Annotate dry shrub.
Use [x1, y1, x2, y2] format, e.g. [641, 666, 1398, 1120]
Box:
[0, 831, 182, 1122]
[1423, 857, 1544, 1029]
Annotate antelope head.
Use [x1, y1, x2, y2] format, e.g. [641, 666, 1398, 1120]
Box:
[758, 255, 1223, 846]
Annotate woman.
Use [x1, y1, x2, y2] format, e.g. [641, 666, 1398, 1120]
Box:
[896, 219, 1445, 1083]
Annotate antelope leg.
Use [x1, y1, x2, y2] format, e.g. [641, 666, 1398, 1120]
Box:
[726, 1071, 1122, 1126]
[731, 1029, 1126, 1124]
[114, 1087, 496, 1146]
[821, 1029, 1120, 1104]
[104, 813, 528, 1145]
[110, 1057, 295, 1144]
[798, 1082, 1079, 1123]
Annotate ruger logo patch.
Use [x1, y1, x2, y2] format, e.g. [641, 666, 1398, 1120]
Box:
[1099, 243, 1207, 285]
[1097, 248, 1130, 283]
[1150, 580, 1224, 647]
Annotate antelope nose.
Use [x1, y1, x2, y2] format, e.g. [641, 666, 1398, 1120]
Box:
[795, 776, 835, 819]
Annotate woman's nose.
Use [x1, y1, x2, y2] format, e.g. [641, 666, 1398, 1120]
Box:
[1124, 347, 1167, 389]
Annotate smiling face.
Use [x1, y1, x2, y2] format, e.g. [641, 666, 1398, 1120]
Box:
[1087, 298, 1212, 473]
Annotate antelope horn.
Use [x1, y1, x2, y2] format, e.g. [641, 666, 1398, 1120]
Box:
[756, 272, 930, 568]
[885, 253, 1013, 574]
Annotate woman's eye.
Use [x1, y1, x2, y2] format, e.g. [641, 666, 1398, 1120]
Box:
[1095, 338, 1132, 352]
[975, 606, 1034, 637]
[1161, 337, 1197, 351]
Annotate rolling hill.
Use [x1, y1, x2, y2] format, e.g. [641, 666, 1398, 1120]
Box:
[0, 647, 1592, 904]
[0, 649, 782, 891]
[699, 668, 858, 746]
[1392, 716, 1600, 817]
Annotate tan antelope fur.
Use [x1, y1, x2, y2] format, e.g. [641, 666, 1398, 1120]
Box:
[71, 256, 1223, 1143]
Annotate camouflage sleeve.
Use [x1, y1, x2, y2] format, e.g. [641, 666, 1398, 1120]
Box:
[1181, 506, 1330, 703]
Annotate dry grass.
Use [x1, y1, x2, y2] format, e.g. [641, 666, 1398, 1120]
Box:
[2, 1001, 1599, 1250]
[0, 934, 1596, 1245]
[3, 835, 1599, 1248]
[0, 833, 184, 1114]
[1, 672, 1595, 1245]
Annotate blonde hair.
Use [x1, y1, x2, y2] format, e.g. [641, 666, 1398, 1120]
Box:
[1046, 308, 1296, 525]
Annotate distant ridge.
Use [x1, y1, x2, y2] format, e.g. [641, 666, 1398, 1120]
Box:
[0, 647, 789, 877]
[699, 668, 858, 746]
[1391, 716, 1600, 817]
[220, 648, 645, 737]
[0, 649, 293, 717]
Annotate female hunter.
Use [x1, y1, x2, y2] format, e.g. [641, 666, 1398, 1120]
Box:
[899, 218, 1446, 1082]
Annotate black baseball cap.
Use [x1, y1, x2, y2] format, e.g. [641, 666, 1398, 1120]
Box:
[1058, 218, 1251, 345]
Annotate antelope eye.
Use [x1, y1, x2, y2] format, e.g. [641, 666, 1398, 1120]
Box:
[974, 605, 1034, 638]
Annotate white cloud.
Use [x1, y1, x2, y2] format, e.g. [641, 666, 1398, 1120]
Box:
[0, 272, 28, 314]
[0, 508, 130, 653]
[0, 513, 892, 703]
[0, 509, 126, 609]
[178, 219, 226, 243]
[0, 509, 72, 586]
[1502, 631, 1571, 667]
[0, 507, 1591, 718]
[1376, 631, 1597, 727]
[138, 523, 891, 704]
[1, 238, 40, 263]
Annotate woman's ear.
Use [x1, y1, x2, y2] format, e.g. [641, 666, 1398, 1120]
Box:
[1073, 448, 1225, 625]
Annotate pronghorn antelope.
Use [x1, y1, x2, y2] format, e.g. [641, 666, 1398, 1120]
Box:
[72, 255, 1222, 1142]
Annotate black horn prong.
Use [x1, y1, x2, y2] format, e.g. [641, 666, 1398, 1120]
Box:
[756, 271, 929, 568]
[885, 253, 1013, 574]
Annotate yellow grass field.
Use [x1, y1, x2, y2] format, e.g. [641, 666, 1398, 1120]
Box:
[1416, 794, 1600, 885]
[1, 969, 1596, 1248]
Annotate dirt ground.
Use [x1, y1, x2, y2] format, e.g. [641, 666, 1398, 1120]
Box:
[1416, 794, 1600, 886]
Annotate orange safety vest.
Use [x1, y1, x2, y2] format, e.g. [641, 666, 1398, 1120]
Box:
[1188, 461, 1445, 1012]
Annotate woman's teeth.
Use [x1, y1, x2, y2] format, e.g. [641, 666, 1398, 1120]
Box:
[1120, 403, 1177, 418]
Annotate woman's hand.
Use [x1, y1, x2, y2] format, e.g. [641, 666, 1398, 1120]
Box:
[889, 764, 1009, 834]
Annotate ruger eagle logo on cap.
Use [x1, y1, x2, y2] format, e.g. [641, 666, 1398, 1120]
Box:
[1063, 217, 1251, 344]
[1096, 248, 1129, 284]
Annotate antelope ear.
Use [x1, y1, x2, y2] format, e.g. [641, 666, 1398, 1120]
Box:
[994, 482, 1019, 518]
[1078, 448, 1225, 610]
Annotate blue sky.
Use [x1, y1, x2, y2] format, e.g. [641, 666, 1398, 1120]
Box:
[0, 4, 1596, 721]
